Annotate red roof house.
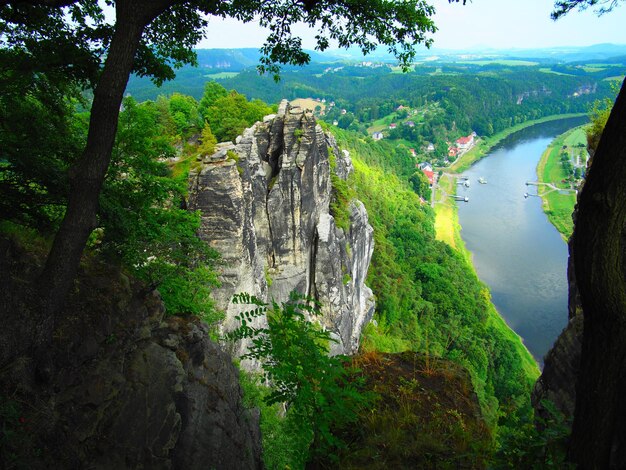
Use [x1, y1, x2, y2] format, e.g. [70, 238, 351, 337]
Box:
[423, 169, 436, 186]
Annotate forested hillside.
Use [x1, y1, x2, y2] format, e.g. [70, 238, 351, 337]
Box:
[127, 60, 617, 166]
[2, 70, 546, 465]
[329, 126, 539, 429]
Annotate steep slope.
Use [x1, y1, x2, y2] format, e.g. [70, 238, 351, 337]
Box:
[188, 101, 374, 356]
[329, 127, 539, 430]
[325, 352, 492, 469]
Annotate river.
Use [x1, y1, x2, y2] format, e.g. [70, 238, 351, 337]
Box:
[456, 117, 588, 366]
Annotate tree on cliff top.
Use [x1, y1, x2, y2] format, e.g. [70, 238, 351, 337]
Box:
[0, 0, 442, 317]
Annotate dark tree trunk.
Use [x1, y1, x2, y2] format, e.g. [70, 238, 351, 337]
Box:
[568, 79, 626, 468]
[37, 3, 149, 315]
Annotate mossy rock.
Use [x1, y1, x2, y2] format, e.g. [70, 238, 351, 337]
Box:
[314, 351, 492, 469]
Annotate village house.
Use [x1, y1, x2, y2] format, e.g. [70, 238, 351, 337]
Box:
[389, 123, 397, 129]
[425, 142, 435, 153]
[409, 148, 416, 157]
[448, 132, 477, 158]
[422, 169, 436, 186]
[372, 132, 384, 140]
[405, 121, 415, 127]
[418, 162, 433, 172]
[455, 133, 475, 150]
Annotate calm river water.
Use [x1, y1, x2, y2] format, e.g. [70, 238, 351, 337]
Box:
[456, 117, 588, 366]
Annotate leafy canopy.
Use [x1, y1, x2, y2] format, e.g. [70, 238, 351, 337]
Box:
[551, 0, 624, 18]
[97, 96, 222, 322]
[200, 82, 274, 142]
[1, 0, 441, 87]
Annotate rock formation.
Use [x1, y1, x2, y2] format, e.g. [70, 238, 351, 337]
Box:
[532, 170, 585, 421]
[188, 101, 375, 356]
[0, 238, 261, 469]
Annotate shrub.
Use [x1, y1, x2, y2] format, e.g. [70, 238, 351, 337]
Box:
[226, 292, 369, 463]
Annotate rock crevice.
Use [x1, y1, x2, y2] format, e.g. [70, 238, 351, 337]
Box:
[188, 101, 375, 356]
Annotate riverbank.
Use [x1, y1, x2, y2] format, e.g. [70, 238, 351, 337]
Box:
[431, 117, 590, 373]
[434, 177, 539, 378]
[448, 113, 587, 173]
[536, 125, 588, 241]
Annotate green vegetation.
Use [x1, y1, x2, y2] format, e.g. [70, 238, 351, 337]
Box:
[409, 169, 432, 201]
[1, 69, 272, 329]
[328, 147, 357, 231]
[332, 128, 539, 438]
[536, 125, 588, 239]
[200, 82, 275, 142]
[325, 351, 493, 469]
[455, 59, 539, 66]
[433, 174, 463, 253]
[227, 292, 369, 465]
[495, 400, 573, 468]
[239, 371, 310, 469]
[538, 67, 573, 76]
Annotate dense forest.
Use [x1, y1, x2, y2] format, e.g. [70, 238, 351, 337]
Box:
[127, 60, 616, 163]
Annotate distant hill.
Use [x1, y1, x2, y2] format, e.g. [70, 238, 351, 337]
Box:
[124, 44, 626, 102]
[125, 48, 344, 101]
[193, 48, 344, 71]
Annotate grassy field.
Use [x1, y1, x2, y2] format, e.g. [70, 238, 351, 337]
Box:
[448, 112, 587, 173]
[433, 174, 475, 265]
[390, 65, 415, 73]
[455, 59, 539, 66]
[581, 65, 608, 72]
[538, 67, 572, 76]
[367, 113, 398, 133]
[536, 125, 588, 240]
[434, 175, 457, 249]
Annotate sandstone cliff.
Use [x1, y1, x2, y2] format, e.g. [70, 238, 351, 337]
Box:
[532, 176, 585, 421]
[188, 101, 375, 356]
[0, 238, 261, 469]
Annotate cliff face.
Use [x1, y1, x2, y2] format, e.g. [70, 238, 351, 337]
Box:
[188, 101, 375, 356]
[532, 180, 584, 421]
[0, 239, 261, 469]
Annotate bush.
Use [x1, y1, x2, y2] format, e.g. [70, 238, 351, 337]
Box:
[226, 292, 369, 464]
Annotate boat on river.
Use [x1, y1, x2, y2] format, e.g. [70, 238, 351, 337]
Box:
[478, 177, 487, 184]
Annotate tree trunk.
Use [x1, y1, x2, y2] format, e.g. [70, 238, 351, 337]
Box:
[37, 6, 147, 315]
[568, 78, 626, 468]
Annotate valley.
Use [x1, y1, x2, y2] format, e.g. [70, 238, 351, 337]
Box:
[2, 14, 625, 464]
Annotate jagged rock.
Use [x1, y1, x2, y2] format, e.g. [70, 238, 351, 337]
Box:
[0, 244, 261, 469]
[188, 101, 374, 357]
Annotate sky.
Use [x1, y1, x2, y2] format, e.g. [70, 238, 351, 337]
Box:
[196, 0, 626, 51]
